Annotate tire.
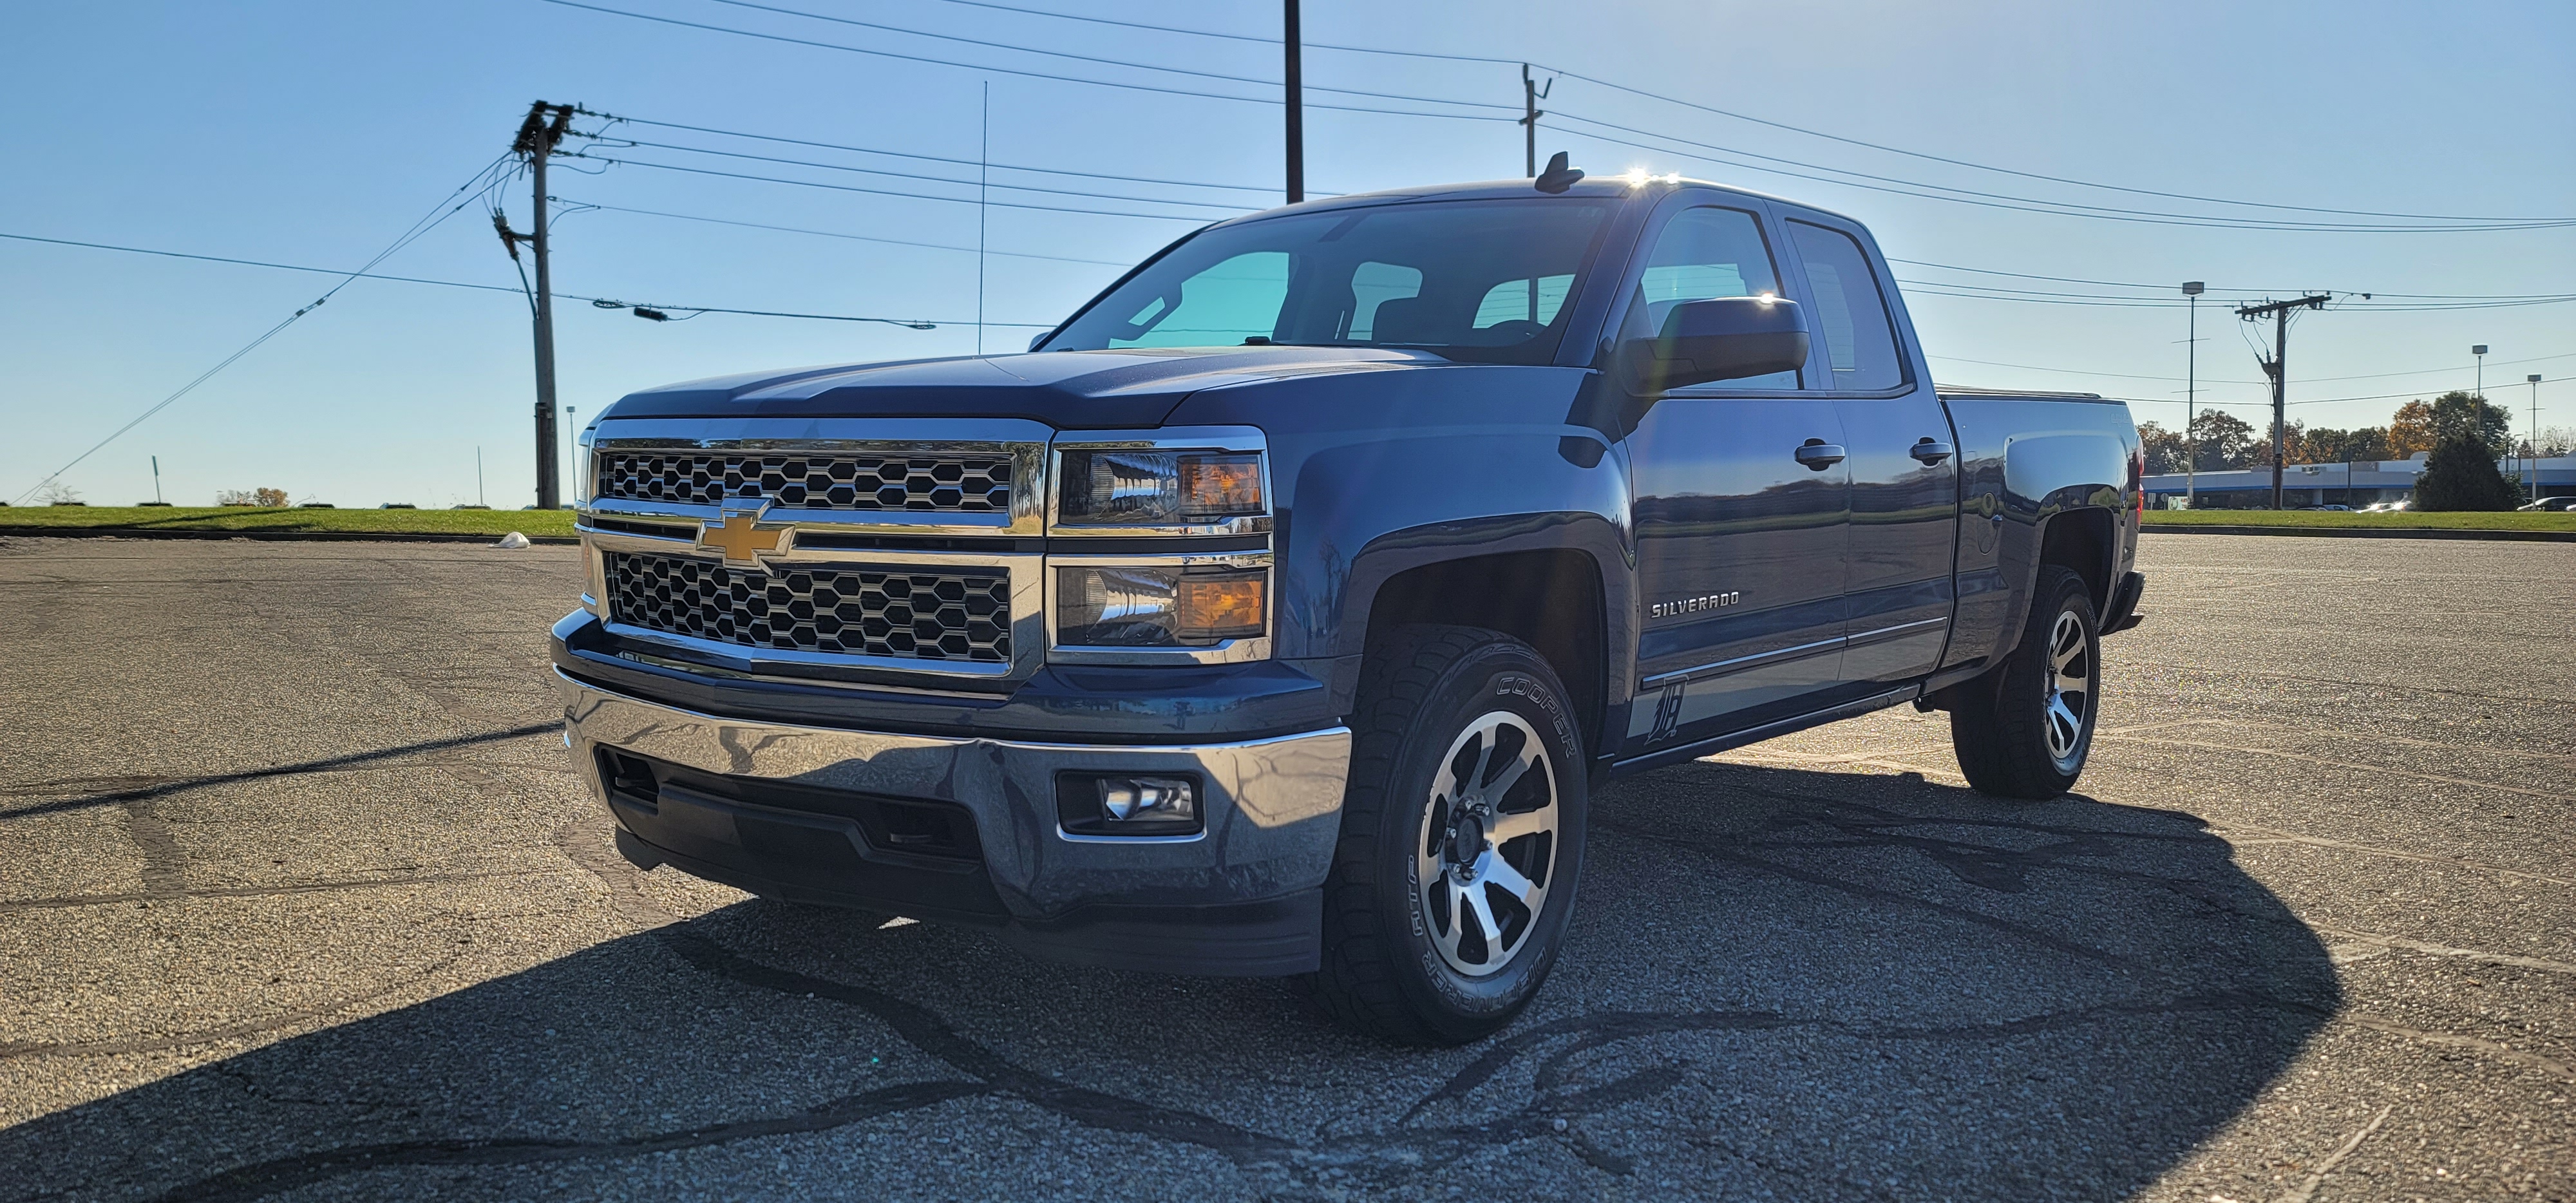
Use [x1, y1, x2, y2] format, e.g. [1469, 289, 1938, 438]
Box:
[1950, 566, 2101, 799]
[1301, 625, 1589, 1045]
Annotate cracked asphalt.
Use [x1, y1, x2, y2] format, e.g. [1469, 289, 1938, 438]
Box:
[0, 532, 2568, 1202]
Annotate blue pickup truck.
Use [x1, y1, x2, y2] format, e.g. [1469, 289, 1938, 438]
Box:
[553, 165, 2145, 1043]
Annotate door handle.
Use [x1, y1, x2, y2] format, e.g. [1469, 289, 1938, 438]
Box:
[1909, 438, 1956, 464]
[1794, 439, 1846, 469]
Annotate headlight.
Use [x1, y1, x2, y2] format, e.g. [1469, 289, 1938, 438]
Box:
[1057, 450, 1264, 526]
[1055, 564, 1267, 647]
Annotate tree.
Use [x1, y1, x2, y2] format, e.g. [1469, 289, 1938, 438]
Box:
[2516, 425, 2576, 459]
[2297, 426, 2391, 465]
[2188, 410, 2259, 469]
[2137, 421, 2188, 474]
[2414, 432, 2519, 511]
[2391, 392, 2512, 459]
[32, 480, 82, 506]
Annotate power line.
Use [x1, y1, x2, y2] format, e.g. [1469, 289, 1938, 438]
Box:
[538, 0, 1510, 124]
[566, 151, 1225, 222]
[916, 0, 1526, 67]
[0, 231, 536, 295]
[1549, 113, 2572, 232]
[0, 228, 1032, 326]
[1539, 72, 2572, 225]
[593, 112, 1292, 195]
[1893, 257, 2576, 303]
[902, 0, 2564, 225]
[1928, 349, 2576, 388]
[10, 155, 519, 504]
[587, 133, 1254, 213]
[555, 199, 1137, 264]
[696, 0, 1512, 113]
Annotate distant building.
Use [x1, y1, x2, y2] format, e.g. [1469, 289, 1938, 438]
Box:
[2145, 453, 2575, 509]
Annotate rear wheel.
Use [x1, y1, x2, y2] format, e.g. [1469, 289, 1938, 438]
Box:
[1303, 625, 1587, 1045]
[1950, 566, 2099, 798]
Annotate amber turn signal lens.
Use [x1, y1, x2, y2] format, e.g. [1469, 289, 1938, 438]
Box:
[1175, 576, 1265, 639]
[1179, 455, 1262, 518]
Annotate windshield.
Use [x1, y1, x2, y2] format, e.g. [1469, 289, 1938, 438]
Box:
[1042, 199, 1616, 365]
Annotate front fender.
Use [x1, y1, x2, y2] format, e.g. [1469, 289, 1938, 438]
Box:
[1166, 365, 1634, 711]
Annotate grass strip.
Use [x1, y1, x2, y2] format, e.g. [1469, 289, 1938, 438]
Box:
[0, 506, 580, 538]
[2145, 509, 2576, 532]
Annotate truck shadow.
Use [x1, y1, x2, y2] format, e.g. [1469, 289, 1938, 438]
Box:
[5, 761, 2336, 1201]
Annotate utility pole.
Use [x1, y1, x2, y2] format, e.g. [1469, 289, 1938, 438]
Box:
[2532, 374, 2546, 504]
[1520, 64, 1553, 178]
[2182, 281, 2204, 507]
[502, 101, 576, 510]
[1283, 1, 1302, 204]
[2236, 294, 2331, 510]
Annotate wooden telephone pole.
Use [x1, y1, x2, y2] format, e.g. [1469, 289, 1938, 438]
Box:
[2235, 294, 2331, 510]
[503, 102, 577, 510]
[1283, 1, 1303, 204]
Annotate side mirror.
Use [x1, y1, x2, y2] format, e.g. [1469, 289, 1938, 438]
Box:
[1618, 296, 1810, 393]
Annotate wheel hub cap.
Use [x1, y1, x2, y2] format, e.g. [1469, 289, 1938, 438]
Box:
[1446, 811, 1486, 869]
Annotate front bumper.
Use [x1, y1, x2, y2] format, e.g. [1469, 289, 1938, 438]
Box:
[557, 670, 1352, 975]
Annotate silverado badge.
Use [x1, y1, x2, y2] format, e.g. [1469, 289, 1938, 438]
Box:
[696, 498, 794, 571]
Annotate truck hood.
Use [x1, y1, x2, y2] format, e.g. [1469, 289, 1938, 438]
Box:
[600, 346, 1443, 430]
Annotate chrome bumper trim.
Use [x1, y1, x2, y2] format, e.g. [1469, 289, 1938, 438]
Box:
[557, 669, 1352, 916]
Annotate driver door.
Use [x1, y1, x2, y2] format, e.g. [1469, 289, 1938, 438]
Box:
[1620, 203, 1852, 759]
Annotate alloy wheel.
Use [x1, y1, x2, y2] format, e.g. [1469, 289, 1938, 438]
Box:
[2042, 609, 2093, 768]
[1414, 710, 1559, 978]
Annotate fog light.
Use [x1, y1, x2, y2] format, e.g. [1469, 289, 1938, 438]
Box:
[1102, 776, 1193, 821]
[1057, 772, 1201, 836]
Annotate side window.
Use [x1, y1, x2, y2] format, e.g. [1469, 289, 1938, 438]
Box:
[1622, 207, 1794, 389]
[1785, 222, 1906, 391]
[1108, 251, 1289, 347]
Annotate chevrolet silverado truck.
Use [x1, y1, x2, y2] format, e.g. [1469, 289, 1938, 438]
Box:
[554, 166, 2145, 1044]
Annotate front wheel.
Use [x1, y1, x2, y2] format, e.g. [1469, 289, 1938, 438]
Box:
[1950, 566, 2101, 799]
[1302, 625, 1588, 1045]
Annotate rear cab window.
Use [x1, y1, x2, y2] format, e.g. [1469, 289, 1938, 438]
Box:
[1785, 220, 1908, 392]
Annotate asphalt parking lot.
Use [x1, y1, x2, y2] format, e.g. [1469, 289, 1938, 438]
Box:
[1, 533, 2568, 1202]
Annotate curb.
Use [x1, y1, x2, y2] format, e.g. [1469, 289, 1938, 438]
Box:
[0, 526, 580, 546]
[2142, 524, 2576, 543]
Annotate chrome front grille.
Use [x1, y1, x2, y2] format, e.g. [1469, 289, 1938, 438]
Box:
[596, 450, 1014, 513]
[604, 551, 1012, 663]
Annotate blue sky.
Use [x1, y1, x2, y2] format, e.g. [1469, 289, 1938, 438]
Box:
[5, 0, 2570, 507]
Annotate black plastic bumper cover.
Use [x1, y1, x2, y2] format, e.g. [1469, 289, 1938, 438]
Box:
[607, 781, 1321, 978]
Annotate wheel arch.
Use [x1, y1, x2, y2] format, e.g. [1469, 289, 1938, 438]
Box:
[1353, 541, 1624, 761]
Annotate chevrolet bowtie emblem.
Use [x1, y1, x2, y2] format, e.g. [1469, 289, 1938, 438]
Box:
[696, 498, 794, 571]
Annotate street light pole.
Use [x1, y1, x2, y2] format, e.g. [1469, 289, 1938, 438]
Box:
[2183, 281, 2204, 508]
[2473, 343, 2488, 398]
[2532, 374, 2546, 504]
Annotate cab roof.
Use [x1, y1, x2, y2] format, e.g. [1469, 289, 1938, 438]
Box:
[1208, 173, 1866, 230]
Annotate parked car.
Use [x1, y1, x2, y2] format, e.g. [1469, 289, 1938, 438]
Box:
[553, 169, 2146, 1043]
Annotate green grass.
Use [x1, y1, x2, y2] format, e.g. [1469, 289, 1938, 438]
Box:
[2145, 508, 2576, 532]
[0, 506, 580, 538]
